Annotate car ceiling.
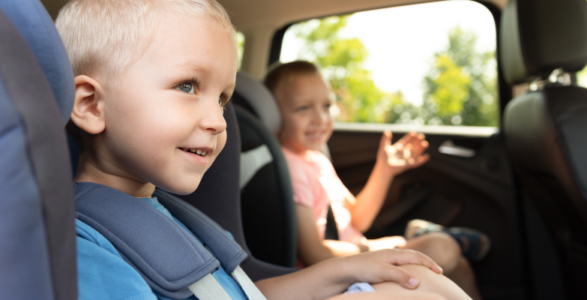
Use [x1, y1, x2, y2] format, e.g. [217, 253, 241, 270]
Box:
[42, 0, 507, 31]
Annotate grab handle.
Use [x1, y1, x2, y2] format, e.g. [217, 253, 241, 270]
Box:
[438, 140, 476, 158]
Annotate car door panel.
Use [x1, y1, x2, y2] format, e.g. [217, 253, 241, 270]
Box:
[328, 128, 526, 300]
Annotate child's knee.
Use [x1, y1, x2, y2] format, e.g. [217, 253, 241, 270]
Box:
[372, 265, 471, 300]
[408, 233, 461, 270]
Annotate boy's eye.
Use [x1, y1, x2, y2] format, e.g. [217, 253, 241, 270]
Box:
[297, 106, 308, 111]
[177, 82, 194, 94]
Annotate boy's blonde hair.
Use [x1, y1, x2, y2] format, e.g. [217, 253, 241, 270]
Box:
[55, 0, 236, 79]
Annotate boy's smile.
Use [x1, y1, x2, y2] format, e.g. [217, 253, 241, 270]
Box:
[276, 74, 334, 155]
[72, 14, 237, 197]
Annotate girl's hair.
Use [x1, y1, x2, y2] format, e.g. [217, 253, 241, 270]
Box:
[264, 60, 320, 97]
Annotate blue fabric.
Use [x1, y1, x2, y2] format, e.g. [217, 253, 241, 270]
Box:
[0, 0, 75, 125]
[0, 77, 54, 299]
[76, 220, 157, 300]
[139, 197, 248, 300]
[75, 182, 220, 299]
[76, 199, 248, 300]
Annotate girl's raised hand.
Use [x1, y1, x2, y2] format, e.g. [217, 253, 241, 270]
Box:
[377, 131, 430, 176]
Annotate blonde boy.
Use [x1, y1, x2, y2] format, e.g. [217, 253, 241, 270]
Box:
[56, 0, 472, 299]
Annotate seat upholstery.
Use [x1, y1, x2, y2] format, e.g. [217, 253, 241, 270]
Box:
[230, 72, 299, 267]
[0, 2, 76, 299]
[501, 0, 587, 297]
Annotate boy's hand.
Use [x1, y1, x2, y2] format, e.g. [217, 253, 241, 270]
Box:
[339, 249, 442, 290]
[377, 131, 429, 177]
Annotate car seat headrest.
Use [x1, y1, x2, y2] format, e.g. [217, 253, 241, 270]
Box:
[235, 72, 281, 134]
[0, 0, 75, 125]
[500, 0, 587, 85]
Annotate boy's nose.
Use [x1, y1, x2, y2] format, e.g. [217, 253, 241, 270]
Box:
[201, 102, 227, 134]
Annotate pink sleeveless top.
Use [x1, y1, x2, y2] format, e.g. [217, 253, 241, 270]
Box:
[282, 147, 365, 244]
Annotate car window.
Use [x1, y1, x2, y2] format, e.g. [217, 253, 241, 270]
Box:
[279, 1, 498, 128]
[578, 65, 587, 87]
[237, 31, 245, 70]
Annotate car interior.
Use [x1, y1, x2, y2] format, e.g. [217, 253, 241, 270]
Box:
[2, 0, 587, 299]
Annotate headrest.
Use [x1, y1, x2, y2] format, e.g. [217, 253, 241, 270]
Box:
[0, 0, 75, 125]
[235, 72, 281, 134]
[500, 0, 587, 85]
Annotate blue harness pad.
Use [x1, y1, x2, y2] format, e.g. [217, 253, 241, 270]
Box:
[74, 182, 248, 299]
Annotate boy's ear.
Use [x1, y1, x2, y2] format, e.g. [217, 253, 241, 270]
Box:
[71, 75, 106, 135]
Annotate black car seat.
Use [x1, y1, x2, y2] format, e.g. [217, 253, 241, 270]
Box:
[231, 72, 340, 267]
[501, 0, 587, 297]
[230, 72, 298, 267]
[0, 0, 77, 299]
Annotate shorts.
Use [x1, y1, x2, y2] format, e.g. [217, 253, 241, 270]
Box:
[345, 282, 376, 294]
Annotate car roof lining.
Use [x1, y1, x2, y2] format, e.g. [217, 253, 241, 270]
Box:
[41, 0, 506, 31]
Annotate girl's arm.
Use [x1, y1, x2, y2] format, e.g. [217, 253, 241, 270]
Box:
[255, 249, 444, 300]
[296, 205, 368, 265]
[349, 131, 429, 232]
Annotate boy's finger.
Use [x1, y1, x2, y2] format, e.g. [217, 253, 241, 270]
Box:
[380, 265, 420, 289]
[402, 250, 443, 274]
[386, 249, 442, 274]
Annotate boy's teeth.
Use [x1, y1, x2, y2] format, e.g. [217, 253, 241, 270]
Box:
[181, 148, 207, 156]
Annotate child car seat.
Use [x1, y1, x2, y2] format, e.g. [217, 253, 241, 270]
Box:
[0, 1, 77, 299]
[231, 72, 340, 267]
[501, 0, 587, 298]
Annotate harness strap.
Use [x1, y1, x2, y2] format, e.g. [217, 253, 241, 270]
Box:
[232, 266, 267, 300]
[188, 274, 232, 300]
[74, 182, 250, 299]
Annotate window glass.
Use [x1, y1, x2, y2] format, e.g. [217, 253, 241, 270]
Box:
[578, 67, 587, 87]
[280, 1, 498, 127]
[237, 31, 245, 70]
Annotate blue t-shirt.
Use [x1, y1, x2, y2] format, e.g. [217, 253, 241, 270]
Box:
[76, 197, 248, 300]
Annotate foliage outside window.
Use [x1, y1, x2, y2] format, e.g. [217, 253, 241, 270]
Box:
[280, 1, 498, 127]
[237, 32, 245, 70]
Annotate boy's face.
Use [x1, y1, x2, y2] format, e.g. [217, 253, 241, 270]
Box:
[276, 74, 333, 154]
[95, 15, 237, 195]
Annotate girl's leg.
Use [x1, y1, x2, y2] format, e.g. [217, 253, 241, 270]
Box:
[370, 264, 472, 300]
[329, 290, 446, 300]
[399, 232, 482, 300]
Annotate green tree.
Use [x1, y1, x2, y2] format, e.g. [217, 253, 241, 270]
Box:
[422, 26, 498, 126]
[291, 19, 497, 126]
[291, 16, 410, 123]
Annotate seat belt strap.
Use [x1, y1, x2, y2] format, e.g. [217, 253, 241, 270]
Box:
[232, 266, 267, 300]
[188, 273, 232, 300]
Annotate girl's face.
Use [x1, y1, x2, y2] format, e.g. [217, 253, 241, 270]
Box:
[276, 74, 333, 155]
